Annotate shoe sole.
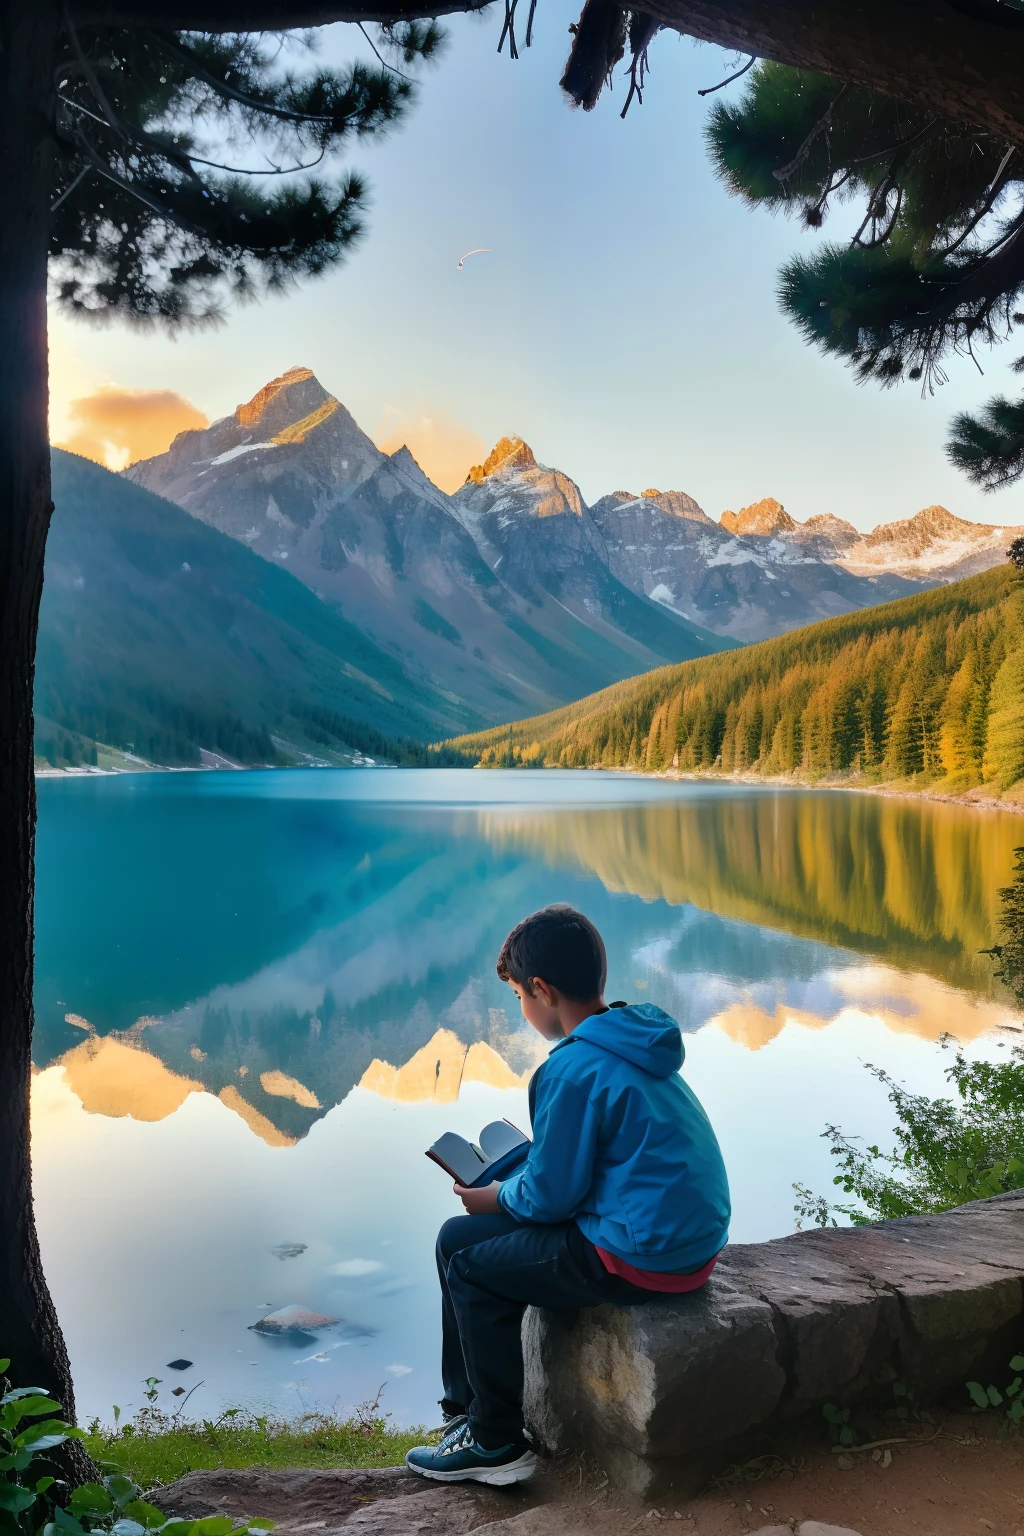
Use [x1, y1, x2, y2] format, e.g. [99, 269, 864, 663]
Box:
[406, 1451, 538, 1485]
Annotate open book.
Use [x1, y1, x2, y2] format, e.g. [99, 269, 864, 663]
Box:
[426, 1119, 531, 1188]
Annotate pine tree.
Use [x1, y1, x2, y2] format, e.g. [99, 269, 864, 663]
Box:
[939, 648, 986, 786]
[2, 0, 448, 1449]
[983, 644, 1024, 790]
[702, 59, 1024, 492]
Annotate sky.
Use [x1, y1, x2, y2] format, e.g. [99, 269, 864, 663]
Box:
[48, 7, 1024, 529]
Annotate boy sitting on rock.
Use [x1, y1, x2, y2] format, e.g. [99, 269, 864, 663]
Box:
[405, 903, 731, 1486]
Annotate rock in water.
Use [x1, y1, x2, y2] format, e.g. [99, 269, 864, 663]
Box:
[250, 1305, 338, 1335]
[166, 1358, 193, 1370]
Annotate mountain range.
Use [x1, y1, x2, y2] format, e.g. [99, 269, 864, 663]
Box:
[40, 365, 1024, 767]
[129, 367, 1024, 660]
[125, 367, 727, 732]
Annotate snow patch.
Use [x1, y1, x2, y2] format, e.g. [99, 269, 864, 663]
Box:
[208, 442, 277, 466]
[649, 583, 677, 606]
[706, 544, 765, 568]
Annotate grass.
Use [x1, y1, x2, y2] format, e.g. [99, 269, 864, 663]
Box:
[82, 1409, 437, 1489]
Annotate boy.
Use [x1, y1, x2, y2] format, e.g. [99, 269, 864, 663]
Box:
[405, 904, 731, 1486]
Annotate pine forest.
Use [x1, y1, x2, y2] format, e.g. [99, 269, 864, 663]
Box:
[447, 566, 1024, 798]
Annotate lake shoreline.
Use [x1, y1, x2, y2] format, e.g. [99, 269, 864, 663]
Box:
[643, 766, 1024, 815]
[33, 758, 1024, 817]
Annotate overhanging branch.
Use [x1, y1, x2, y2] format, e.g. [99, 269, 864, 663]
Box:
[73, 0, 494, 25]
[67, 0, 1024, 147]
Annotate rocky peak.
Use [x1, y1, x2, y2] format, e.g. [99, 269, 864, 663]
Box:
[803, 513, 859, 546]
[590, 488, 712, 526]
[861, 504, 994, 554]
[720, 498, 797, 538]
[466, 436, 537, 484]
[234, 366, 335, 439]
[641, 490, 713, 525]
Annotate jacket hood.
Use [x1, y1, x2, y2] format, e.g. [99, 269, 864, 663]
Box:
[562, 1003, 684, 1078]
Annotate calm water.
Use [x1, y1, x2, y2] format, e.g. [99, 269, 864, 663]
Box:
[32, 769, 1024, 1428]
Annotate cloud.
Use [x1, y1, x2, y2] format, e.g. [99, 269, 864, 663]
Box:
[376, 405, 486, 494]
[55, 385, 208, 471]
[327, 1259, 387, 1277]
[385, 1363, 413, 1376]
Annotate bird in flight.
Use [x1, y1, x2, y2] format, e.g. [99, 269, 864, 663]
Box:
[457, 248, 490, 270]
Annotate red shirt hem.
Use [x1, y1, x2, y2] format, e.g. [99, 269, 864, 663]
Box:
[594, 1247, 720, 1293]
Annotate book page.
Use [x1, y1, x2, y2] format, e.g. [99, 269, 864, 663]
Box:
[426, 1132, 487, 1186]
[478, 1120, 530, 1165]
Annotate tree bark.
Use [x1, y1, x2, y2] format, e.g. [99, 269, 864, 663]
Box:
[640, 0, 1024, 145]
[77, 1, 1024, 146]
[0, 3, 88, 1456]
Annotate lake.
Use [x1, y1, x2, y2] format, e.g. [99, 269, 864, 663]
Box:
[31, 769, 1024, 1429]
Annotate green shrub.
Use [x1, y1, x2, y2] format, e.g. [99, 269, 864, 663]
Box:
[795, 855, 1024, 1227]
[0, 1358, 268, 1536]
[794, 1040, 1024, 1227]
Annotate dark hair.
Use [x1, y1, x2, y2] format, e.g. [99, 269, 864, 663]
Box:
[496, 905, 607, 1001]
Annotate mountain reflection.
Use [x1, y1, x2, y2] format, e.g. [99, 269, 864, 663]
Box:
[360, 1028, 539, 1102]
[34, 777, 1024, 1144]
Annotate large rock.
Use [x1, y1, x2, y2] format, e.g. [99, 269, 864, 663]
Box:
[525, 1281, 784, 1493]
[523, 1191, 1024, 1496]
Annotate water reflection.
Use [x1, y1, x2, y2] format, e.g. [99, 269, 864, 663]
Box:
[30, 771, 1024, 1423]
[478, 791, 1024, 994]
[34, 774, 1024, 1143]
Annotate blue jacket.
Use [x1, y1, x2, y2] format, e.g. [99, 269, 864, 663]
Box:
[497, 1004, 730, 1271]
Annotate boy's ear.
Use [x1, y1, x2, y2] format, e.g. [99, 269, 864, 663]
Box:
[532, 977, 559, 1007]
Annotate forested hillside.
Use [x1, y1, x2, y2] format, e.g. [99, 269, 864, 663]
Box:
[448, 566, 1024, 797]
[37, 451, 476, 768]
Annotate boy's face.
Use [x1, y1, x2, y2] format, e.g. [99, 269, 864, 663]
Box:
[509, 979, 565, 1041]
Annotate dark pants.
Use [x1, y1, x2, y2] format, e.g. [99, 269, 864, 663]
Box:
[436, 1212, 655, 1448]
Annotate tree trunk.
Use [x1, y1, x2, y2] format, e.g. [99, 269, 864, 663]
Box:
[625, 0, 1024, 146]
[0, 3, 87, 1454]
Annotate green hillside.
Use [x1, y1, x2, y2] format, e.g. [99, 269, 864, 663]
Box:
[36, 451, 477, 767]
[446, 565, 1024, 798]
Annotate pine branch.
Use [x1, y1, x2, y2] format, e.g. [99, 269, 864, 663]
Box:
[773, 82, 849, 183]
[697, 52, 754, 96]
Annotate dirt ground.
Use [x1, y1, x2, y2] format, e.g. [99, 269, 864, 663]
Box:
[154, 1412, 1024, 1535]
[578, 1414, 1024, 1536]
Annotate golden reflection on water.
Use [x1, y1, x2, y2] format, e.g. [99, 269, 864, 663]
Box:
[359, 1027, 536, 1103]
[40, 1023, 541, 1138]
[710, 968, 1022, 1051]
[57, 1036, 203, 1121]
[38, 793, 1024, 1140]
[476, 792, 1024, 995]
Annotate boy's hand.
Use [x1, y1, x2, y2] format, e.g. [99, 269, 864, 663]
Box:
[453, 1180, 502, 1214]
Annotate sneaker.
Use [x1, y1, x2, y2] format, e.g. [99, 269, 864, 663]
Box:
[405, 1419, 538, 1485]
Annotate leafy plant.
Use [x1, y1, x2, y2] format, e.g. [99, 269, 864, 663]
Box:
[822, 1403, 858, 1447]
[1, 1357, 272, 1536]
[966, 1356, 1024, 1436]
[0, 1355, 87, 1536]
[886, 1382, 926, 1424]
[794, 1037, 1024, 1227]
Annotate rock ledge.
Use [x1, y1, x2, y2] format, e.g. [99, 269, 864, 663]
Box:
[523, 1190, 1024, 1495]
